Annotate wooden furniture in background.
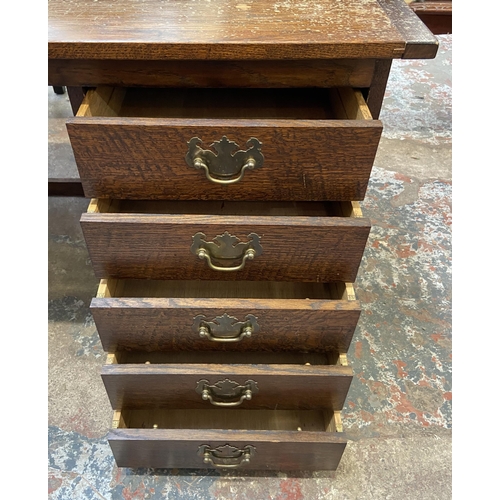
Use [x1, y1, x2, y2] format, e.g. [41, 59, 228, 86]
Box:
[409, 1, 452, 34]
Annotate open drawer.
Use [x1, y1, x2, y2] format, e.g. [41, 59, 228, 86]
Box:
[108, 408, 347, 470]
[102, 351, 352, 411]
[66, 86, 382, 201]
[91, 279, 361, 353]
[80, 199, 371, 282]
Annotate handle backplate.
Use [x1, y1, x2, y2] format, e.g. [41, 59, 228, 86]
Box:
[193, 313, 259, 342]
[198, 444, 256, 468]
[190, 231, 262, 272]
[195, 378, 259, 407]
[186, 136, 263, 184]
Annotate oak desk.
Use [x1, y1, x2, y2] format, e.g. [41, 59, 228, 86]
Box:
[49, 0, 437, 471]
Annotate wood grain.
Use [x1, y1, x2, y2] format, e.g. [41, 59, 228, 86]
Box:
[108, 408, 346, 469]
[365, 59, 393, 119]
[92, 297, 361, 353]
[101, 362, 353, 410]
[48, 58, 376, 88]
[80, 203, 371, 282]
[49, 0, 406, 61]
[377, 0, 439, 58]
[67, 87, 382, 201]
[91, 280, 360, 352]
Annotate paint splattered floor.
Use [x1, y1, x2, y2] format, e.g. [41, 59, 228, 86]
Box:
[48, 35, 452, 499]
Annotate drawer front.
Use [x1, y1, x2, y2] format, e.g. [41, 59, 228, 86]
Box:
[80, 211, 370, 282]
[101, 363, 353, 411]
[67, 87, 382, 201]
[91, 296, 361, 353]
[108, 428, 346, 471]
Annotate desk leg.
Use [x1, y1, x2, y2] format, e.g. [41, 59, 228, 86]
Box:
[366, 59, 392, 120]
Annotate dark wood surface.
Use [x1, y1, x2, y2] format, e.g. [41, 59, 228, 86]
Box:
[365, 59, 393, 119]
[66, 86, 86, 116]
[92, 297, 360, 353]
[409, 1, 452, 35]
[101, 362, 352, 410]
[108, 428, 346, 470]
[377, 0, 438, 58]
[49, 58, 377, 89]
[80, 208, 371, 282]
[48, 179, 84, 197]
[49, 0, 408, 61]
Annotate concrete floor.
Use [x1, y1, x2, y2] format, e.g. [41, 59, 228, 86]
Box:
[48, 35, 452, 499]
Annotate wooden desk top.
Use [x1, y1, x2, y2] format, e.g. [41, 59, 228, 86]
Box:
[48, 0, 438, 61]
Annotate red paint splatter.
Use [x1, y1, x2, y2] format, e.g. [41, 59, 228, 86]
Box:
[393, 360, 408, 378]
[394, 172, 413, 183]
[277, 479, 304, 500]
[360, 410, 375, 422]
[348, 401, 356, 408]
[122, 483, 146, 500]
[431, 333, 442, 343]
[372, 240, 380, 248]
[355, 341, 363, 359]
[113, 467, 124, 486]
[388, 385, 429, 426]
[444, 392, 452, 401]
[418, 240, 436, 253]
[48, 475, 62, 494]
[396, 244, 417, 259]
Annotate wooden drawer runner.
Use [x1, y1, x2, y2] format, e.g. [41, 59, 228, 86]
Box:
[92, 279, 360, 353]
[80, 199, 370, 282]
[102, 351, 352, 411]
[67, 86, 382, 201]
[108, 409, 346, 470]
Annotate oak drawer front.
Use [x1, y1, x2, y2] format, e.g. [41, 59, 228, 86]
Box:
[91, 279, 360, 353]
[81, 200, 370, 282]
[108, 409, 346, 470]
[67, 86, 382, 201]
[102, 352, 353, 411]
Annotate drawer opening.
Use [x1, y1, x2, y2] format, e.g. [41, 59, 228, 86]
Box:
[87, 199, 363, 218]
[112, 409, 343, 433]
[106, 350, 349, 366]
[97, 279, 356, 301]
[80, 86, 373, 121]
[70, 87, 381, 201]
[92, 279, 360, 354]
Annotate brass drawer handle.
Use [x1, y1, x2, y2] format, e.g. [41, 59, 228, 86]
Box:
[195, 379, 259, 407]
[198, 444, 256, 468]
[193, 313, 259, 342]
[186, 136, 263, 185]
[191, 231, 263, 272]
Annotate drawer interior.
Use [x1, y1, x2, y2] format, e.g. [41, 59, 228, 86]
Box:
[88, 199, 363, 218]
[107, 350, 348, 366]
[81, 86, 373, 121]
[98, 279, 354, 300]
[113, 408, 343, 433]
